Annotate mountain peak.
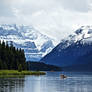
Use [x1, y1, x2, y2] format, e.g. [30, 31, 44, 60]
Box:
[66, 26, 92, 44]
[41, 26, 92, 69]
[75, 26, 92, 35]
[0, 24, 55, 61]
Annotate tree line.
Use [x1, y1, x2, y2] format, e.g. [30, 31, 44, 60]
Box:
[0, 41, 27, 70]
[26, 61, 61, 71]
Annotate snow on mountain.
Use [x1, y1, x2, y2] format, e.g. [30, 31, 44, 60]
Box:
[71, 26, 92, 41]
[59, 26, 92, 49]
[41, 26, 92, 68]
[0, 24, 54, 61]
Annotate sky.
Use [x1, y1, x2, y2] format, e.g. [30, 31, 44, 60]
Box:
[0, 0, 92, 44]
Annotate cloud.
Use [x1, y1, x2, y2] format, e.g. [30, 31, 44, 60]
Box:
[0, 0, 13, 17]
[58, 0, 90, 12]
[0, 0, 92, 44]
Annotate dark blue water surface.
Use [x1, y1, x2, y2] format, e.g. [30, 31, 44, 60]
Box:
[0, 72, 92, 92]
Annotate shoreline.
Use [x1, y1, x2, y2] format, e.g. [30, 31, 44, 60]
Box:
[0, 70, 46, 78]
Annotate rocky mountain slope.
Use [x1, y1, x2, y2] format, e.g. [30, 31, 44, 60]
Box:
[0, 24, 54, 61]
[41, 26, 92, 70]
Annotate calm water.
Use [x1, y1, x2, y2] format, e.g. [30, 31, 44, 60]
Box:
[0, 72, 92, 92]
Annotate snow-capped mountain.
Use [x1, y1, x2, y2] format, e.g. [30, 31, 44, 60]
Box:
[0, 24, 54, 61]
[59, 26, 92, 49]
[68, 26, 92, 43]
[41, 26, 92, 70]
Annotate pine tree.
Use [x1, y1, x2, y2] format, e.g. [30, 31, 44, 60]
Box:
[0, 40, 27, 70]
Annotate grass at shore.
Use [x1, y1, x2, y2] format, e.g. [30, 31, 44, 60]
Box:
[0, 70, 46, 78]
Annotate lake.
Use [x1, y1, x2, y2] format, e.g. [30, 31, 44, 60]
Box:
[0, 72, 92, 92]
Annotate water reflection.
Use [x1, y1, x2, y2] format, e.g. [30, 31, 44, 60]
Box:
[0, 72, 92, 92]
[0, 77, 25, 92]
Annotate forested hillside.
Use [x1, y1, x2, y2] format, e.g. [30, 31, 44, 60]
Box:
[0, 41, 27, 70]
[27, 62, 61, 71]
